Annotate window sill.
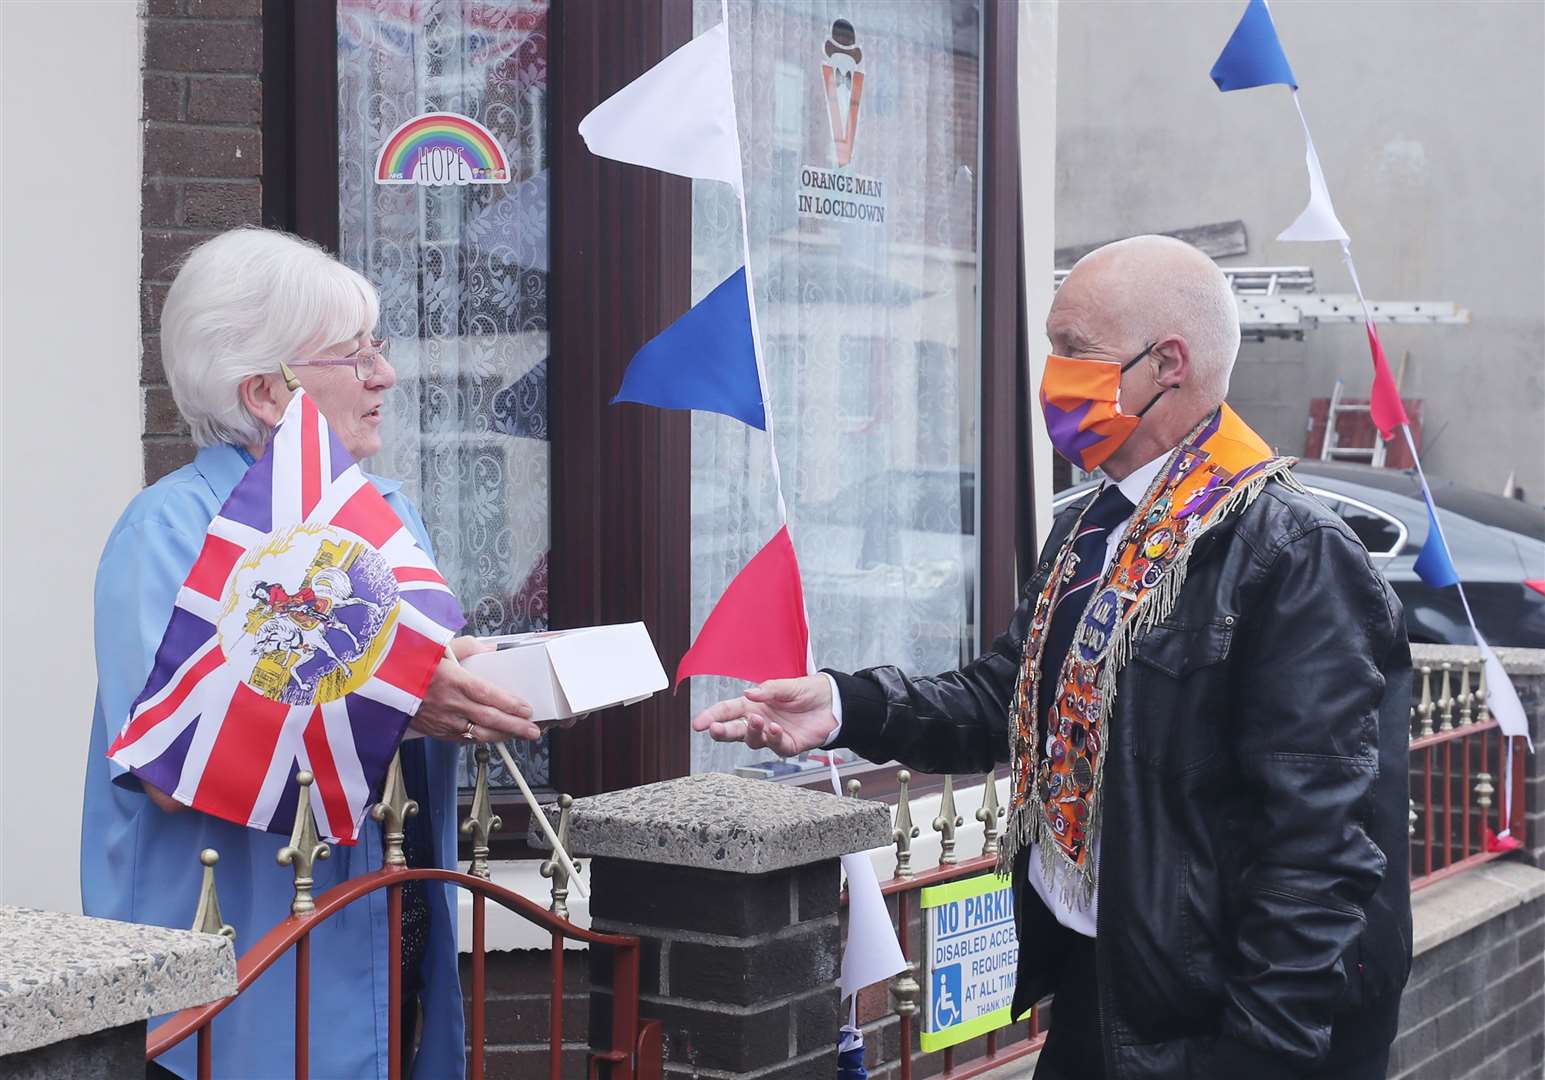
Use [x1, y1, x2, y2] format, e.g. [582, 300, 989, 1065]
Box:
[455, 857, 592, 953]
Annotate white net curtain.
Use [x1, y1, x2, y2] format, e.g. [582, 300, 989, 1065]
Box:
[689, 0, 983, 775]
[337, 0, 552, 788]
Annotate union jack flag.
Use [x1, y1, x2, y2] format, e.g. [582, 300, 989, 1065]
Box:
[109, 392, 463, 842]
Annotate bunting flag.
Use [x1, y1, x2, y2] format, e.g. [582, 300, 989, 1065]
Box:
[1212, 0, 1533, 835]
[577, 21, 743, 190]
[1477, 630, 1533, 852]
[1277, 98, 1349, 244]
[583, 5, 811, 688]
[676, 526, 810, 687]
[1209, 0, 1297, 91]
[826, 757, 904, 1076]
[1364, 323, 1411, 438]
[1413, 499, 1459, 589]
[612, 267, 766, 429]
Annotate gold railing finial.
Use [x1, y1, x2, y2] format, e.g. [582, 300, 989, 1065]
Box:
[845, 778, 862, 799]
[1417, 665, 1435, 738]
[279, 360, 302, 392]
[893, 770, 920, 880]
[277, 772, 331, 916]
[1477, 660, 1490, 721]
[1458, 662, 1475, 726]
[459, 745, 502, 880]
[933, 775, 962, 866]
[192, 849, 235, 945]
[1438, 663, 1455, 732]
[1475, 772, 1495, 812]
[371, 751, 419, 867]
[890, 961, 921, 1020]
[977, 771, 1004, 860]
[539, 794, 581, 920]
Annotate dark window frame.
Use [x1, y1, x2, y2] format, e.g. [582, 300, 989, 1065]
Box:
[265, 0, 1031, 859]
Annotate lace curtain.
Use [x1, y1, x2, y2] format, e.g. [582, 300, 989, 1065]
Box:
[690, 0, 983, 774]
[337, 0, 552, 789]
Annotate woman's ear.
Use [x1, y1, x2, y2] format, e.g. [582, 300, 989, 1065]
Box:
[239, 372, 290, 431]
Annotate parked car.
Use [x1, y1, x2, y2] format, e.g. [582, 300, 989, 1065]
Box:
[1053, 460, 1545, 647]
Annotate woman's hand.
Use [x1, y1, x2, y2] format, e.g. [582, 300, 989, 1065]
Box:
[143, 781, 186, 814]
[690, 676, 837, 757]
[410, 637, 542, 743]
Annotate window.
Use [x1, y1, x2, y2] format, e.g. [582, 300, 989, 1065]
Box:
[688, 0, 985, 776]
[1314, 491, 1407, 558]
[335, 0, 553, 792]
[271, 0, 1023, 826]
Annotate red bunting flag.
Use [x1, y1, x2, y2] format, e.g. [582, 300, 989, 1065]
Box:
[676, 525, 810, 687]
[1365, 323, 1410, 439]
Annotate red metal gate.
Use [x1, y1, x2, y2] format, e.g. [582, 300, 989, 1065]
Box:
[147, 752, 662, 1080]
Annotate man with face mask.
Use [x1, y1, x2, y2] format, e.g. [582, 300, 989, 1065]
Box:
[693, 235, 1413, 1080]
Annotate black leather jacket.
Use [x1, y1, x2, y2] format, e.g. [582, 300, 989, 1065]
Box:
[830, 476, 1413, 1080]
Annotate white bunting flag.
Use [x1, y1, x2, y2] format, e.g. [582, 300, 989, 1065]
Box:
[1475, 631, 1533, 841]
[577, 21, 743, 191]
[828, 760, 906, 1000]
[1278, 93, 1349, 243]
[1273, 93, 1347, 242]
[839, 850, 908, 999]
[1477, 632, 1534, 752]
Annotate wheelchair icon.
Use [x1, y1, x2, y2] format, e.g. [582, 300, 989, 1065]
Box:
[933, 965, 963, 1029]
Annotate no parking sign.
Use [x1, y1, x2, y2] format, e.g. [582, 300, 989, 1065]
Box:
[920, 874, 1020, 1051]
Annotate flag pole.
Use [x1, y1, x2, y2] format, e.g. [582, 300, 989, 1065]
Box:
[442, 645, 589, 899]
[492, 741, 589, 899]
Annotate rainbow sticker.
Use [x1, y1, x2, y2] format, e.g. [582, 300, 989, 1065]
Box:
[374, 112, 510, 186]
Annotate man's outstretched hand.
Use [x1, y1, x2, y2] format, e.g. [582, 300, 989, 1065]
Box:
[690, 675, 838, 757]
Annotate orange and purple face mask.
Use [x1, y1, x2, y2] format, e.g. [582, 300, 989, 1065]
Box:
[1039, 343, 1166, 471]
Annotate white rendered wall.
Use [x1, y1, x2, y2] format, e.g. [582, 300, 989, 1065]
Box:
[1, 2, 143, 913]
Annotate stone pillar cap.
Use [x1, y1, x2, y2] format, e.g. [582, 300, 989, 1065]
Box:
[534, 772, 893, 874]
[0, 906, 237, 1056]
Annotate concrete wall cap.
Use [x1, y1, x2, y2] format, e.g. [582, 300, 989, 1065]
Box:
[532, 772, 894, 874]
[1409, 643, 1545, 676]
[0, 906, 236, 1057]
[1409, 861, 1545, 956]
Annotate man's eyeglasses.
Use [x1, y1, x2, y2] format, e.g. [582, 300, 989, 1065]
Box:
[288, 339, 388, 382]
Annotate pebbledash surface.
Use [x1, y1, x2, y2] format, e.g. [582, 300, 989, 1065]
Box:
[534, 771, 894, 874]
[0, 906, 235, 1058]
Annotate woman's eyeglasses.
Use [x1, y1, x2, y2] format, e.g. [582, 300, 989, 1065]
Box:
[288, 339, 388, 382]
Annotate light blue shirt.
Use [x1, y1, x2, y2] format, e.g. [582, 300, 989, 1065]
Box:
[82, 443, 466, 1080]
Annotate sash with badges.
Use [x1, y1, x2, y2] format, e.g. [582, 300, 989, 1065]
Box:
[1000, 405, 1302, 902]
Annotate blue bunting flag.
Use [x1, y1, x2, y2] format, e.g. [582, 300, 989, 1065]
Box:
[1413, 495, 1460, 589]
[612, 267, 766, 430]
[1210, 0, 1298, 92]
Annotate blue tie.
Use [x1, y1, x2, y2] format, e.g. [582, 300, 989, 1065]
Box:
[1036, 485, 1136, 727]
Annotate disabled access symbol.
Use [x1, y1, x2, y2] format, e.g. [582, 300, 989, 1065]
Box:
[933, 964, 963, 1029]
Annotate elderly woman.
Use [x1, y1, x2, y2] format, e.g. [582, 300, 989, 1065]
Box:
[81, 228, 539, 1079]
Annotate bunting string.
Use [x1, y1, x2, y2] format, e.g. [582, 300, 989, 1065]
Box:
[1213, 0, 1533, 843]
[576, 4, 814, 687]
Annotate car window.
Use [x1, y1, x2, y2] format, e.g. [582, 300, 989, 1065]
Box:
[1335, 501, 1404, 557]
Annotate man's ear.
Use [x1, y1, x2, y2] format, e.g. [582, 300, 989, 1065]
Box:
[1152, 336, 1190, 389]
[239, 372, 290, 431]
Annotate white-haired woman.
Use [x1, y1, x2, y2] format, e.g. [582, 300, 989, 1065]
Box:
[82, 228, 539, 1080]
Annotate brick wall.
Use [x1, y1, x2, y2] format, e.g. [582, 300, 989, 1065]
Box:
[587, 859, 843, 1080]
[1390, 888, 1544, 1080]
[141, 0, 264, 484]
[460, 949, 592, 1079]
